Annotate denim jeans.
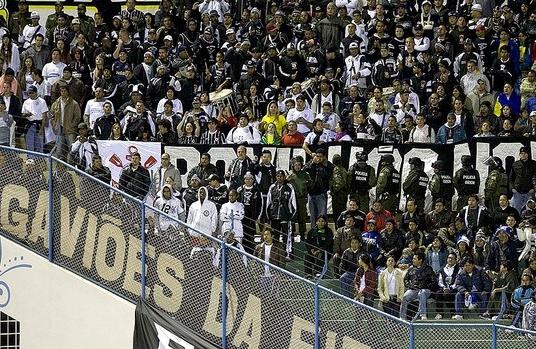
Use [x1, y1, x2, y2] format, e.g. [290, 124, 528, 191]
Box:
[339, 271, 356, 298]
[53, 132, 76, 162]
[400, 289, 431, 320]
[511, 192, 533, 214]
[25, 123, 43, 153]
[308, 193, 327, 226]
[455, 291, 489, 315]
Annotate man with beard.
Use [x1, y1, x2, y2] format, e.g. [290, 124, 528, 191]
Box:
[187, 153, 218, 186]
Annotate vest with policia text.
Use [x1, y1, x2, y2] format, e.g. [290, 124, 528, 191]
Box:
[351, 165, 374, 193]
[458, 169, 479, 195]
[387, 167, 401, 194]
[405, 169, 429, 199]
[437, 173, 454, 199]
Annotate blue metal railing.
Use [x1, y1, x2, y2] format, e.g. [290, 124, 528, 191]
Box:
[2, 145, 536, 349]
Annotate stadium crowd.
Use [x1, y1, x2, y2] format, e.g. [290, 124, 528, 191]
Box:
[4, 0, 536, 325]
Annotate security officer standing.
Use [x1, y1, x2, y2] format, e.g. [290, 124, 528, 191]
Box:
[330, 154, 349, 225]
[287, 156, 312, 240]
[402, 157, 429, 212]
[429, 160, 454, 211]
[376, 154, 401, 214]
[348, 152, 377, 212]
[454, 155, 480, 212]
[484, 156, 509, 212]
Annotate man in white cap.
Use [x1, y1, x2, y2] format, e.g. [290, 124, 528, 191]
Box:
[19, 11, 46, 49]
[468, 4, 486, 30]
[344, 41, 371, 88]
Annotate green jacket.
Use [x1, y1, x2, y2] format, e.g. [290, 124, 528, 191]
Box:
[330, 165, 349, 193]
[289, 170, 312, 199]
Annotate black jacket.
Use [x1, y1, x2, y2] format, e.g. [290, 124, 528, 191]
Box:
[404, 264, 436, 290]
[118, 164, 151, 200]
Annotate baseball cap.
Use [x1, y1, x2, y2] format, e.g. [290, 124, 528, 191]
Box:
[31, 11, 40, 19]
[225, 28, 235, 35]
[72, 18, 80, 25]
[164, 35, 173, 41]
[530, 111, 536, 117]
[28, 85, 38, 93]
[349, 42, 359, 49]
[247, 60, 256, 67]
[78, 122, 88, 129]
[471, 4, 482, 11]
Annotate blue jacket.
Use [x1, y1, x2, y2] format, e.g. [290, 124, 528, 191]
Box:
[512, 285, 535, 310]
[455, 266, 492, 293]
[485, 239, 519, 272]
[436, 124, 467, 144]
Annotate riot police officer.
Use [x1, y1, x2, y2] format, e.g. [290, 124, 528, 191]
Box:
[429, 160, 454, 210]
[348, 152, 377, 212]
[484, 156, 509, 212]
[402, 157, 429, 212]
[454, 155, 480, 211]
[376, 154, 401, 213]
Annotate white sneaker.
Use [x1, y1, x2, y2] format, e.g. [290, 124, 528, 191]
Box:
[434, 314, 443, 320]
[452, 315, 463, 320]
[492, 316, 499, 321]
[420, 315, 427, 320]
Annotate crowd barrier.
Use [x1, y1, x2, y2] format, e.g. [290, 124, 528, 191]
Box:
[0, 145, 535, 349]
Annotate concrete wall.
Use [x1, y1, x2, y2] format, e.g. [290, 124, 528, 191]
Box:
[0, 236, 135, 349]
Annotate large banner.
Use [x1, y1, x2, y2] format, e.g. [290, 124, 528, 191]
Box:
[165, 138, 532, 211]
[96, 141, 162, 186]
[134, 300, 221, 349]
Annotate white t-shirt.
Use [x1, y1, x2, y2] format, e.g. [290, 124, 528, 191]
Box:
[286, 107, 314, 135]
[42, 61, 66, 92]
[263, 243, 272, 277]
[21, 97, 48, 121]
[84, 99, 115, 129]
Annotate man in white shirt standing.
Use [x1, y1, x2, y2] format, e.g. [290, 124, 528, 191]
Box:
[21, 85, 48, 153]
[286, 94, 314, 136]
[42, 48, 66, 97]
[19, 11, 46, 49]
[84, 87, 114, 130]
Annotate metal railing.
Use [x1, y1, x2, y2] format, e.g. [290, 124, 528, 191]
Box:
[0, 145, 534, 349]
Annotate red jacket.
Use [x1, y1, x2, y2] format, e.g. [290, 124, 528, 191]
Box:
[365, 209, 394, 231]
[354, 267, 378, 297]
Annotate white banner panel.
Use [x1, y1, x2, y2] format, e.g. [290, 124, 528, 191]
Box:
[96, 140, 161, 186]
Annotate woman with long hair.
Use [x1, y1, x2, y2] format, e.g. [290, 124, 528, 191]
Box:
[260, 101, 287, 135]
[17, 56, 35, 101]
[354, 253, 378, 307]
[199, 91, 217, 119]
[260, 122, 281, 145]
[91, 54, 106, 83]
[216, 105, 237, 136]
[108, 122, 127, 140]
[176, 117, 200, 144]
[55, 38, 71, 63]
[378, 255, 404, 316]
[0, 35, 20, 74]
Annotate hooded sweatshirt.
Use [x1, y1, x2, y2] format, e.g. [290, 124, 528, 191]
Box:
[187, 186, 218, 237]
[152, 184, 186, 231]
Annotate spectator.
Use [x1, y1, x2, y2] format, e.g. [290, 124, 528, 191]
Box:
[187, 153, 218, 187]
[50, 83, 81, 161]
[354, 253, 378, 307]
[254, 228, 286, 276]
[21, 85, 47, 153]
[305, 215, 334, 278]
[118, 151, 151, 200]
[225, 145, 254, 190]
[303, 148, 334, 227]
[153, 152, 181, 195]
[407, 114, 435, 143]
[219, 189, 245, 243]
[378, 255, 405, 317]
[266, 170, 296, 257]
[510, 146, 536, 213]
[400, 251, 436, 320]
[511, 274, 535, 327]
[339, 236, 363, 298]
[482, 260, 517, 319]
[453, 256, 492, 320]
[485, 226, 519, 274]
[435, 253, 460, 320]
